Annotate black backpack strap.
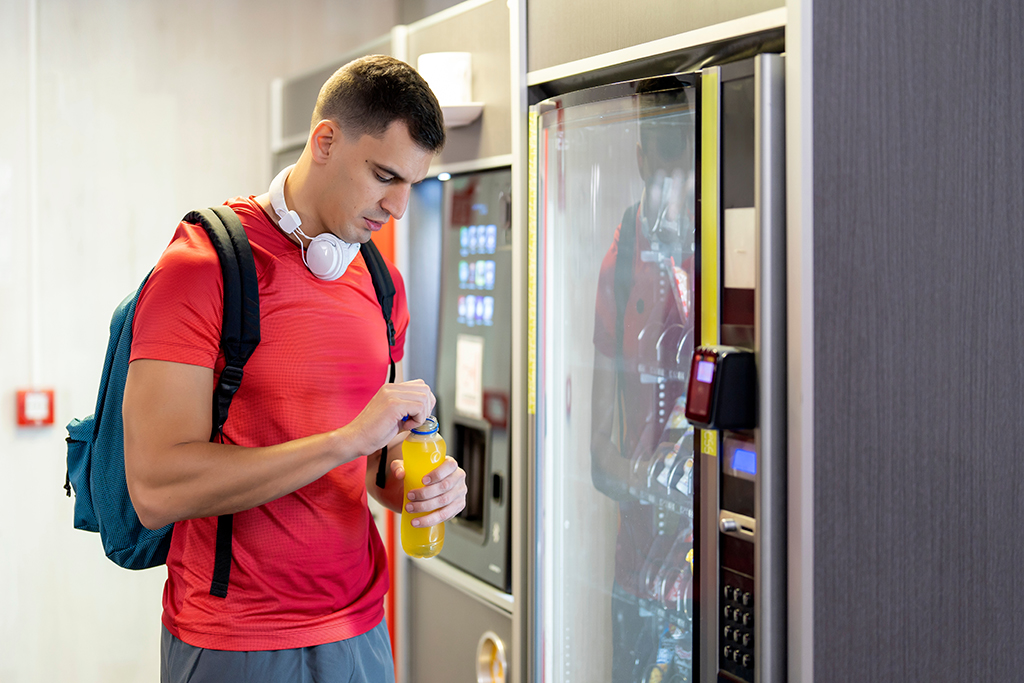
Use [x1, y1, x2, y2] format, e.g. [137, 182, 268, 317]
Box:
[361, 239, 398, 489]
[613, 203, 640, 459]
[182, 206, 260, 599]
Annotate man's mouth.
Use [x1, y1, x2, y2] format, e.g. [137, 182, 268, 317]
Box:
[364, 218, 385, 231]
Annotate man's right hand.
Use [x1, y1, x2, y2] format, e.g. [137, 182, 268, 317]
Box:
[346, 380, 436, 456]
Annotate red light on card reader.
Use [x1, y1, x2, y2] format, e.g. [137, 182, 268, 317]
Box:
[685, 353, 715, 424]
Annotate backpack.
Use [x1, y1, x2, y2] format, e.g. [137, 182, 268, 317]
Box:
[65, 206, 396, 599]
[613, 203, 640, 458]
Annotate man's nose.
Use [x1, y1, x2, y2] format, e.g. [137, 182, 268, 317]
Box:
[381, 183, 411, 220]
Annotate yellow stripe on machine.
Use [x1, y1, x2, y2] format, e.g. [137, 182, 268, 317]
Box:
[527, 110, 538, 415]
[700, 68, 721, 457]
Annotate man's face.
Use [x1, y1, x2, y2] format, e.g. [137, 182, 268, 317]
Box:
[319, 120, 434, 244]
[639, 134, 693, 235]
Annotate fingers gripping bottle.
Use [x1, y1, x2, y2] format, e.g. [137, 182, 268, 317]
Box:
[401, 416, 446, 558]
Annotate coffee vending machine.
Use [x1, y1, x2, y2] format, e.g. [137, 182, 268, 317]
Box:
[434, 167, 514, 592]
[530, 54, 785, 683]
[402, 167, 514, 683]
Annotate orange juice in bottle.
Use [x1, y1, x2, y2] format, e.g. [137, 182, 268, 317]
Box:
[401, 416, 446, 558]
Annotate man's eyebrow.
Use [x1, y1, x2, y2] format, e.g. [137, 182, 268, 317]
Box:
[375, 164, 406, 183]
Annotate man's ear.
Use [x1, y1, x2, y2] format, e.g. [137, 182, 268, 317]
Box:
[636, 142, 649, 183]
[310, 120, 339, 163]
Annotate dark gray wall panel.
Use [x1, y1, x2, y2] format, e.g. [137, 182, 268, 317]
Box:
[408, 0, 511, 166]
[813, 1, 1024, 681]
[527, 0, 782, 73]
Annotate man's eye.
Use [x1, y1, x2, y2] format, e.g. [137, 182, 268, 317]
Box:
[376, 173, 393, 183]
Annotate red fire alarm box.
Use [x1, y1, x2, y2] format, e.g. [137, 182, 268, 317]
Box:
[17, 389, 55, 427]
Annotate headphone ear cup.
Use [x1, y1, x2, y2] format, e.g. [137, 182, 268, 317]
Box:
[306, 234, 345, 280]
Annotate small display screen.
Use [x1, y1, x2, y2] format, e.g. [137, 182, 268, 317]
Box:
[696, 360, 715, 384]
[685, 352, 716, 423]
[458, 259, 496, 291]
[730, 448, 757, 476]
[459, 224, 499, 257]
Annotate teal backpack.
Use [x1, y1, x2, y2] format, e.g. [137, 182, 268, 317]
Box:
[65, 205, 396, 598]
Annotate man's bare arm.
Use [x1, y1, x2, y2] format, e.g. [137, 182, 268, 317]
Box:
[123, 359, 434, 529]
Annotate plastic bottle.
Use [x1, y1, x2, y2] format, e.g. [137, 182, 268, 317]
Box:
[401, 416, 446, 558]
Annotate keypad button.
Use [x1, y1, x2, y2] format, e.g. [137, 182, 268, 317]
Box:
[743, 654, 753, 669]
[724, 606, 732, 620]
[724, 646, 733, 660]
[742, 632, 753, 648]
[742, 612, 754, 627]
[724, 625, 733, 640]
[723, 586, 733, 600]
[733, 608, 743, 622]
[732, 629, 742, 643]
[742, 591, 753, 606]
[732, 649, 742, 663]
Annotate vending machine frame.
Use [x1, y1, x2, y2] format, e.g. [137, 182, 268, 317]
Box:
[522, 29, 787, 683]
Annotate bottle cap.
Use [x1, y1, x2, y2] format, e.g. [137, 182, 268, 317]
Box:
[411, 415, 439, 435]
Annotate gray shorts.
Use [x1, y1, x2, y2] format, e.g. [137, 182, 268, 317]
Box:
[160, 620, 395, 683]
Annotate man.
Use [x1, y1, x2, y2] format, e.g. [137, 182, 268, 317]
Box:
[590, 78, 695, 682]
[122, 55, 467, 682]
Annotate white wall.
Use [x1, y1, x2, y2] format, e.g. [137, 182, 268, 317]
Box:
[0, 1, 397, 680]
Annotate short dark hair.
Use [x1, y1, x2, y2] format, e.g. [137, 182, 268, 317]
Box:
[313, 55, 446, 153]
[635, 75, 692, 160]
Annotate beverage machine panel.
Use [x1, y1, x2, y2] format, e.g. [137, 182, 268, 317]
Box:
[434, 167, 513, 592]
[689, 56, 786, 683]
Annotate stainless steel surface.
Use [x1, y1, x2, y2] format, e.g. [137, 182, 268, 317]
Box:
[720, 510, 757, 540]
[699, 66, 722, 683]
[527, 0, 783, 74]
[475, 631, 509, 683]
[509, 0, 529, 681]
[413, 556, 514, 614]
[526, 8, 786, 87]
[754, 51, 787, 683]
[408, 563, 513, 683]
[785, 2, 813, 680]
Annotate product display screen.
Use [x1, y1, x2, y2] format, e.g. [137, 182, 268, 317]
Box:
[460, 224, 498, 256]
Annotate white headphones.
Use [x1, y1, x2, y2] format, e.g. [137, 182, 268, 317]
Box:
[269, 164, 360, 281]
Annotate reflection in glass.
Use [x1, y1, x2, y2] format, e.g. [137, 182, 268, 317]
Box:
[537, 76, 696, 683]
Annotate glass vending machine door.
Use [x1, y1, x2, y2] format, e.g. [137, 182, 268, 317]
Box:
[533, 75, 697, 683]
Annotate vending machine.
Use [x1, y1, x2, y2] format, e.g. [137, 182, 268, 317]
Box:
[529, 54, 786, 683]
[401, 167, 515, 683]
[434, 167, 514, 593]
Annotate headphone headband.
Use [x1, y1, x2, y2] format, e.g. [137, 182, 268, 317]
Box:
[269, 165, 302, 235]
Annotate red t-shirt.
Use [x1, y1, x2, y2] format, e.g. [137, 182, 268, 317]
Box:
[130, 196, 408, 651]
[593, 207, 692, 595]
